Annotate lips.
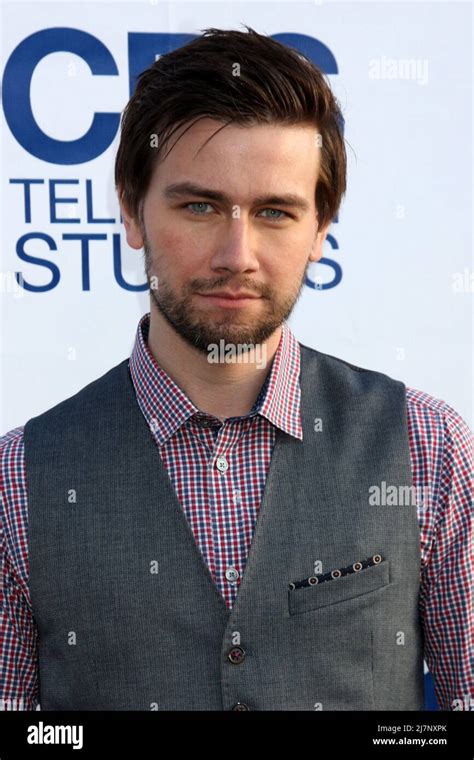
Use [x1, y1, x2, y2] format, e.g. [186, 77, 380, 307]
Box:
[196, 291, 261, 308]
[198, 291, 260, 300]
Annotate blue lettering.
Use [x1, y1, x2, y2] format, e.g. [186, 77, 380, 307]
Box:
[2, 28, 119, 163]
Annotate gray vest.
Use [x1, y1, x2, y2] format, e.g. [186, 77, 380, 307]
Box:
[23, 344, 424, 710]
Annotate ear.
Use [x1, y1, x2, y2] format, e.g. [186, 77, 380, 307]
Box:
[308, 219, 331, 263]
[118, 188, 145, 250]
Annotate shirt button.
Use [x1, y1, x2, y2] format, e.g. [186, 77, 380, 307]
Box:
[231, 702, 250, 711]
[216, 455, 229, 473]
[228, 646, 246, 664]
[225, 567, 239, 583]
[149, 418, 159, 434]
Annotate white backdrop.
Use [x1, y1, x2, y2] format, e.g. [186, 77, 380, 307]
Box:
[1, 0, 472, 435]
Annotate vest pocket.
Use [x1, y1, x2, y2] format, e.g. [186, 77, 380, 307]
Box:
[288, 558, 390, 615]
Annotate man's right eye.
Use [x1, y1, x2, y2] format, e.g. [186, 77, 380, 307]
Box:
[182, 202, 214, 215]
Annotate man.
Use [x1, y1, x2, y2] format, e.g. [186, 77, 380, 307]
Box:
[1, 27, 472, 712]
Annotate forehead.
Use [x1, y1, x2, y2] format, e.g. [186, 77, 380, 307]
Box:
[149, 118, 321, 191]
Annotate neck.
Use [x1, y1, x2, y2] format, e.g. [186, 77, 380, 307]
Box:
[147, 301, 282, 421]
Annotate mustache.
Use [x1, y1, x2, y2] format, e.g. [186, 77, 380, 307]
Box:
[191, 281, 266, 297]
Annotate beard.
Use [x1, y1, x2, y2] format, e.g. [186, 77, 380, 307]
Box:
[143, 236, 309, 355]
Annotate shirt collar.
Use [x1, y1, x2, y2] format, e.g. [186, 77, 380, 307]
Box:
[129, 312, 303, 444]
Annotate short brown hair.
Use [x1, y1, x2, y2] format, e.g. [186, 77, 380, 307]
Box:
[114, 25, 347, 229]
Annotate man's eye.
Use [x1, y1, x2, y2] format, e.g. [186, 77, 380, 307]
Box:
[182, 203, 290, 220]
[258, 208, 289, 220]
[184, 202, 214, 214]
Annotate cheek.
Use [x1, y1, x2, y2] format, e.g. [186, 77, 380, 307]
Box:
[281, 228, 317, 273]
[262, 231, 311, 273]
[152, 223, 185, 252]
[148, 226, 186, 269]
[260, 222, 315, 259]
[149, 225, 209, 283]
[272, 254, 311, 295]
[154, 222, 211, 258]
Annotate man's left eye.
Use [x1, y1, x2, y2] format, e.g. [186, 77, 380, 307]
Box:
[259, 209, 288, 220]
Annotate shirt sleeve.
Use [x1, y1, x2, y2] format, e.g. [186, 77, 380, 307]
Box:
[0, 427, 40, 710]
[414, 398, 474, 710]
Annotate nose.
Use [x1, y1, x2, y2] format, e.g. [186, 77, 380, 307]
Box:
[210, 217, 259, 274]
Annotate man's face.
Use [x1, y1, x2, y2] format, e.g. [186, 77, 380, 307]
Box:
[121, 119, 329, 353]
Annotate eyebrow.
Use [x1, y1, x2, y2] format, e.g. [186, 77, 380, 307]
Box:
[163, 182, 310, 212]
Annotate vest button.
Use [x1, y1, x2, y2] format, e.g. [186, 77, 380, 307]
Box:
[228, 646, 246, 664]
[231, 702, 250, 711]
